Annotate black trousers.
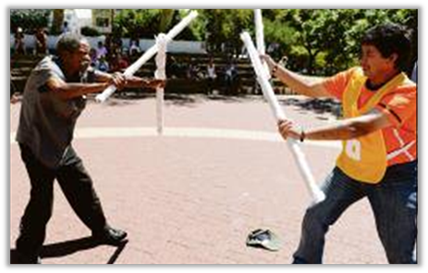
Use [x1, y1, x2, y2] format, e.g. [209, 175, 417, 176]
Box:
[16, 144, 108, 256]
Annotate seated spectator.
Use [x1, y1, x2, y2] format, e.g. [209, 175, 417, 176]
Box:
[207, 58, 217, 79]
[224, 62, 237, 84]
[186, 59, 199, 80]
[104, 34, 113, 60]
[61, 21, 70, 33]
[129, 40, 140, 62]
[206, 57, 217, 94]
[14, 27, 26, 55]
[112, 35, 123, 54]
[89, 48, 98, 67]
[96, 55, 109, 72]
[130, 40, 140, 54]
[35, 27, 48, 55]
[110, 53, 129, 72]
[224, 61, 239, 94]
[96, 41, 108, 60]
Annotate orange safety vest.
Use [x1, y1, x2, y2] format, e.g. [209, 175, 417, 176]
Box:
[336, 68, 408, 183]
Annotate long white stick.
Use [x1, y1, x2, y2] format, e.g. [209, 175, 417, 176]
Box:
[241, 32, 325, 204]
[254, 9, 270, 79]
[95, 10, 198, 103]
[155, 34, 168, 135]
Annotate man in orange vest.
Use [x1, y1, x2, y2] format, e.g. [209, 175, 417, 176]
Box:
[262, 23, 416, 264]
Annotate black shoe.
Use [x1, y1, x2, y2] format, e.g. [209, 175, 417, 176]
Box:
[92, 227, 128, 246]
[13, 251, 41, 264]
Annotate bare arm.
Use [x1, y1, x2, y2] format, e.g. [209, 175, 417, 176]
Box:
[278, 109, 392, 141]
[261, 54, 333, 98]
[47, 71, 165, 101]
[46, 76, 110, 100]
[94, 71, 166, 89]
[124, 76, 166, 89]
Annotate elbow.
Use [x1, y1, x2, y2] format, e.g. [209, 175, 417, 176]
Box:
[348, 121, 374, 138]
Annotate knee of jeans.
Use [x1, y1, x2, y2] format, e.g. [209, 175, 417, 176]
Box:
[19, 215, 51, 238]
[383, 235, 416, 264]
[406, 192, 417, 210]
[303, 206, 330, 231]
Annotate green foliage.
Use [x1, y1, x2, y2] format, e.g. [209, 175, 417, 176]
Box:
[178, 10, 206, 41]
[199, 9, 254, 54]
[10, 9, 50, 33]
[263, 19, 296, 51]
[113, 9, 160, 39]
[81, 26, 101, 37]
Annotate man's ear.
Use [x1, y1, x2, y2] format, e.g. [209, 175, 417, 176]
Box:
[388, 53, 398, 67]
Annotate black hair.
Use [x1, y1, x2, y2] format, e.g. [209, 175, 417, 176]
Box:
[362, 23, 412, 72]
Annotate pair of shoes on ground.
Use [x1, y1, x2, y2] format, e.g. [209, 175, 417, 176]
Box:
[246, 228, 281, 251]
[92, 227, 128, 246]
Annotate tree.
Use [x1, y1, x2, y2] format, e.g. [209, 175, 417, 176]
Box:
[113, 9, 185, 40]
[285, 10, 362, 74]
[200, 9, 253, 54]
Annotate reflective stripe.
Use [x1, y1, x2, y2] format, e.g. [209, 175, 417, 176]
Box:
[392, 129, 414, 160]
[393, 128, 405, 146]
[387, 139, 415, 161]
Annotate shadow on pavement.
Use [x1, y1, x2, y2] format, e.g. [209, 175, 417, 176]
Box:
[107, 240, 128, 264]
[84, 92, 341, 117]
[10, 237, 129, 264]
[280, 97, 341, 117]
[88, 92, 259, 107]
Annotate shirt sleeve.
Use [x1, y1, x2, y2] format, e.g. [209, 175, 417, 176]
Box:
[376, 86, 417, 127]
[36, 68, 63, 93]
[322, 68, 355, 101]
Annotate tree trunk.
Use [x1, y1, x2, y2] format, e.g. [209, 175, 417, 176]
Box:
[305, 48, 314, 75]
[159, 9, 175, 33]
[52, 9, 64, 34]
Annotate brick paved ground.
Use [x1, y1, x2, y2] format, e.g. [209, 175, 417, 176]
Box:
[9, 95, 388, 264]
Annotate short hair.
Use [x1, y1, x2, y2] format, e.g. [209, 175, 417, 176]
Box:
[361, 23, 412, 72]
[56, 32, 87, 55]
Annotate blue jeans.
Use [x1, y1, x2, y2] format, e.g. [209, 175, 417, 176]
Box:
[293, 160, 417, 264]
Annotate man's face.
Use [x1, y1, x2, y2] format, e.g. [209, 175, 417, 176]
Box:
[360, 44, 397, 82]
[64, 41, 91, 76]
